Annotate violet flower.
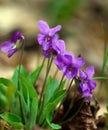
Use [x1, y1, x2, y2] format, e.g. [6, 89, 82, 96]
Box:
[0, 32, 24, 57]
[79, 66, 96, 102]
[37, 20, 62, 51]
[54, 52, 85, 79]
[42, 39, 66, 58]
[42, 48, 53, 58]
[52, 39, 65, 55]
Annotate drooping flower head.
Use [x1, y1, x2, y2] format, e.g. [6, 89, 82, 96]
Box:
[0, 32, 24, 57]
[37, 20, 62, 51]
[54, 52, 85, 79]
[79, 66, 96, 102]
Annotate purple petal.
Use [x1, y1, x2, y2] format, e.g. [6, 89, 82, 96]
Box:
[49, 25, 62, 36]
[11, 32, 22, 42]
[42, 49, 52, 58]
[42, 41, 51, 51]
[0, 41, 12, 52]
[83, 92, 92, 102]
[63, 52, 74, 65]
[73, 57, 85, 68]
[79, 70, 87, 80]
[38, 20, 49, 34]
[51, 34, 59, 43]
[37, 34, 45, 45]
[64, 69, 73, 79]
[8, 48, 17, 57]
[79, 82, 93, 102]
[63, 66, 78, 79]
[80, 83, 90, 92]
[52, 40, 65, 54]
[88, 80, 96, 90]
[86, 66, 95, 79]
[54, 54, 64, 70]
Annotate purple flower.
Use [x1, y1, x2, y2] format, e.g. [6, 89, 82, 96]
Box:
[0, 32, 24, 57]
[42, 39, 66, 58]
[54, 52, 85, 79]
[52, 39, 65, 54]
[37, 20, 62, 51]
[42, 48, 53, 58]
[79, 66, 96, 102]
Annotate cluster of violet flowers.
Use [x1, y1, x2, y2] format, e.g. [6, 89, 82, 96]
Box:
[0, 20, 96, 103]
[37, 20, 96, 102]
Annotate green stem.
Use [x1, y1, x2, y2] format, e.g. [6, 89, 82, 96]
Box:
[17, 44, 25, 124]
[53, 78, 74, 120]
[59, 78, 74, 121]
[67, 78, 74, 93]
[92, 77, 108, 80]
[97, 23, 108, 99]
[35, 57, 45, 85]
[38, 56, 53, 123]
[38, 57, 52, 108]
[53, 68, 58, 79]
[57, 74, 65, 90]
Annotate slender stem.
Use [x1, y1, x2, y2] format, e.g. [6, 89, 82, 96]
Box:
[97, 23, 108, 98]
[38, 56, 53, 123]
[35, 57, 45, 85]
[54, 78, 74, 121]
[53, 68, 58, 79]
[92, 77, 108, 80]
[57, 74, 65, 90]
[67, 78, 74, 93]
[17, 44, 25, 124]
[60, 79, 80, 122]
[38, 58, 50, 108]
[38, 57, 52, 108]
[66, 80, 70, 89]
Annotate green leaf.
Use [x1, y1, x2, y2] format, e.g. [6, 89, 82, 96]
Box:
[45, 90, 66, 113]
[97, 24, 108, 99]
[28, 65, 43, 85]
[29, 97, 38, 129]
[21, 80, 30, 109]
[46, 113, 61, 130]
[39, 90, 66, 124]
[44, 76, 59, 105]
[0, 78, 16, 110]
[92, 76, 108, 80]
[12, 65, 27, 86]
[11, 65, 39, 129]
[58, 79, 66, 91]
[20, 74, 37, 98]
[19, 75, 38, 129]
[0, 91, 8, 109]
[17, 90, 30, 117]
[0, 112, 23, 129]
[0, 83, 7, 94]
[11, 66, 27, 114]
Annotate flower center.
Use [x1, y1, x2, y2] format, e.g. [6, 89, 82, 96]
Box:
[46, 48, 52, 54]
[83, 72, 88, 84]
[84, 79, 88, 84]
[68, 66, 73, 72]
[46, 36, 51, 41]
